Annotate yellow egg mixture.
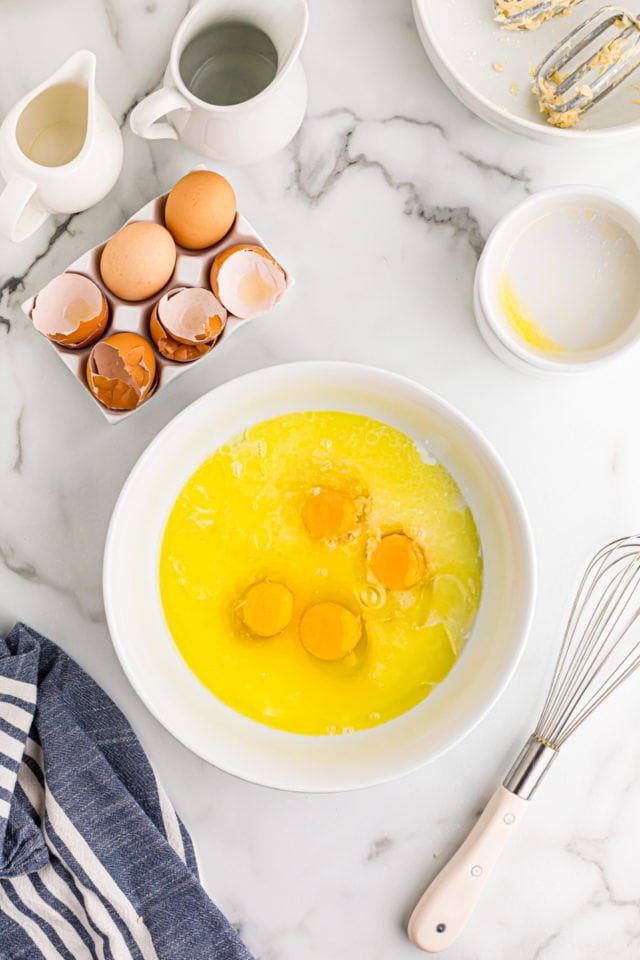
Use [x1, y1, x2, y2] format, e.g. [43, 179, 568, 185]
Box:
[159, 411, 483, 735]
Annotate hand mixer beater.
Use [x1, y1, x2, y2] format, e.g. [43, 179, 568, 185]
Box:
[495, 0, 584, 30]
[533, 7, 640, 126]
[408, 535, 640, 952]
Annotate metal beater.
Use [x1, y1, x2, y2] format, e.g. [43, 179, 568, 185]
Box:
[533, 7, 640, 126]
[495, 0, 584, 30]
[408, 535, 640, 953]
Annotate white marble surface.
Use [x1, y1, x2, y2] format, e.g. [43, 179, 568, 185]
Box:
[2, 1, 640, 957]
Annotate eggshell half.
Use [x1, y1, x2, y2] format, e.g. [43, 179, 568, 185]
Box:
[209, 244, 286, 320]
[150, 287, 226, 363]
[100, 221, 176, 301]
[164, 171, 236, 250]
[86, 332, 157, 410]
[32, 272, 108, 348]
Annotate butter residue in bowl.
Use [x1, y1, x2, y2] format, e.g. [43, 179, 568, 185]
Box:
[533, 73, 591, 129]
[499, 274, 562, 353]
[495, 0, 582, 31]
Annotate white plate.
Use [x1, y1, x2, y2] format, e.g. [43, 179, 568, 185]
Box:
[413, 0, 640, 142]
[104, 362, 536, 792]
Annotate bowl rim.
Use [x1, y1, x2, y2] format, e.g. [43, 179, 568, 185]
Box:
[475, 185, 640, 374]
[103, 361, 537, 791]
[412, 0, 640, 143]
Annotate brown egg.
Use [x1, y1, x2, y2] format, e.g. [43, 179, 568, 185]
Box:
[164, 170, 236, 250]
[150, 286, 227, 363]
[31, 272, 108, 348]
[100, 221, 176, 301]
[209, 244, 286, 319]
[86, 332, 157, 410]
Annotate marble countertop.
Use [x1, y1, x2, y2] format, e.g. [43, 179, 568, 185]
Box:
[3, 1, 640, 957]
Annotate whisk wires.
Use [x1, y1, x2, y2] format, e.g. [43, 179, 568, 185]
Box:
[535, 536, 640, 749]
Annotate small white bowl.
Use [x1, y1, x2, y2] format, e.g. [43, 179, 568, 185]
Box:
[104, 362, 535, 792]
[474, 186, 640, 376]
[413, 0, 640, 144]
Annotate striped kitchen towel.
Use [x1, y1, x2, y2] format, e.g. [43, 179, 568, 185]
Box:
[0, 622, 254, 960]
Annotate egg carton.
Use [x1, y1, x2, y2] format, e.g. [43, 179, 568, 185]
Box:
[22, 191, 291, 423]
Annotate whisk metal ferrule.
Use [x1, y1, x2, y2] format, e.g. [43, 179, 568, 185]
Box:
[503, 736, 559, 800]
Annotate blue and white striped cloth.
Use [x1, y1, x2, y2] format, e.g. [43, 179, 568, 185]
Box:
[0, 623, 254, 960]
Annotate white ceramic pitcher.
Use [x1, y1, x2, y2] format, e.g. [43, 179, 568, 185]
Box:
[0, 51, 123, 242]
[130, 0, 308, 165]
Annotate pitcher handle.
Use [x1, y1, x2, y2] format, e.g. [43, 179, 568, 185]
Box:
[0, 176, 49, 242]
[129, 87, 191, 141]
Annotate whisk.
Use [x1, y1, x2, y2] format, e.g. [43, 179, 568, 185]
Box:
[534, 7, 640, 127]
[408, 535, 640, 953]
[495, 0, 583, 30]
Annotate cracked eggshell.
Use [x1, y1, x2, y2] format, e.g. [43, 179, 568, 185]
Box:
[150, 286, 227, 363]
[86, 332, 157, 410]
[31, 272, 108, 348]
[209, 244, 287, 320]
[164, 171, 236, 250]
[100, 221, 176, 301]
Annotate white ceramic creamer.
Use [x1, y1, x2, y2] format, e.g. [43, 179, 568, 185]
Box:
[0, 50, 123, 242]
[130, 0, 308, 165]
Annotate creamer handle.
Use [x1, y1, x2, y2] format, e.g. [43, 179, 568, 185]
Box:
[129, 86, 191, 141]
[407, 786, 529, 953]
[0, 176, 49, 242]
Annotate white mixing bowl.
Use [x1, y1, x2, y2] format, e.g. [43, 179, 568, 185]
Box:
[413, 0, 640, 143]
[104, 362, 536, 792]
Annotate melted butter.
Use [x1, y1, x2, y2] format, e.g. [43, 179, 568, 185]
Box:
[499, 273, 563, 353]
[159, 412, 483, 736]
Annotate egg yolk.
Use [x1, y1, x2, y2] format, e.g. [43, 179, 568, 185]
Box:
[302, 488, 359, 540]
[299, 602, 362, 661]
[242, 582, 293, 637]
[370, 533, 425, 590]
